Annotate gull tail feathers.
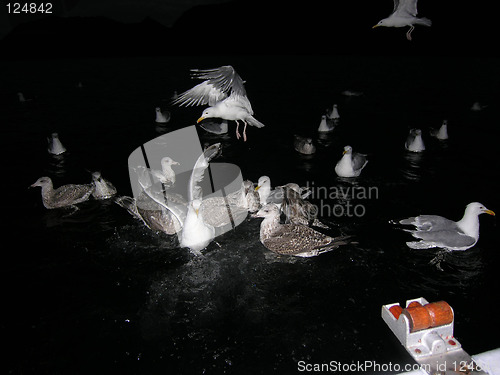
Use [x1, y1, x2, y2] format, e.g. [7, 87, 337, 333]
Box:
[246, 116, 265, 128]
[416, 17, 432, 27]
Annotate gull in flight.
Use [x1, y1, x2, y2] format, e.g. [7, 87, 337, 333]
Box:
[373, 0, 431, 41]
[172, 65, 265, 141]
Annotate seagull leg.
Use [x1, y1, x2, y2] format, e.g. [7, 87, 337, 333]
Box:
[235, 120, 241, 140]
[406, 25, 414, 41]
[242, 120, 248, 142]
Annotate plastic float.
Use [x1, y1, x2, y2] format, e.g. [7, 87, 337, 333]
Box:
[382, 297, 498, 374]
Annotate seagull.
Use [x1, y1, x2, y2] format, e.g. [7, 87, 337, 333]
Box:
[47, 133, 66, 155]
[172, 65, 265, 141]
[399, 202, 495, 250]
[405, 129, 425, 152]
[334, 145, 368, 178]
[372, 0, 432, 41]
[253, 204, 349, 257]
[318, 115, 335, 133]
[294, 135, 316, 155]
[327, 104, 340, 120]
[30, 176, 94, 210]
[91, 171, 117, 199]
[155, 107, 171, 124]
[430, 120, 448, 140]
[281, 184, 329, 229]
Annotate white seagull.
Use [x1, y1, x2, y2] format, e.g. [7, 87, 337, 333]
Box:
[335, 145, 368, 178]
[405, 129, 425, 152]
[373, 0, 431, 41]
[172, 65, 265, 141]
[399, 202, 495, 250]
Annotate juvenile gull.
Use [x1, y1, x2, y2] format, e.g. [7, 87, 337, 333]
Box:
[405, 129, 425, 152]
[294, 135, 316, 155]
[281, 184, 329, 229]
[91, 171, 117, 199]
[172, 65, 264, 141]
[30, 176, 94, 209]
[155, 107, 171, 124]
[335, 145, 368, 177]
[253, 204, 349, 257]
[372, 0, 431, 41]
[430, 120, 448, 140]
[399, 202, 495, 250]
[47, 133, 66, 155]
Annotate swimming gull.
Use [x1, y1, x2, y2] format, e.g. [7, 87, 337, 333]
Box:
[281, 184, 329, 229]
[91, 171, 117, 199]
[372, 0, 431, 40]
[243, 180, 260, 213]
[30, 176, 94, 209]
[134, 157, 179, 190]
[327, 104, 340, 120]
[399, 202, 495, 250]
[155, 107, 171, 124]
[405, 129, 425, 152]
[47, 133, 66, 155]
[430, 120, 448, 140]
[253, 204, 349, 257]
[318, 115, 335, 133]
[335, 145, 368, 177]
[294, 135, 316, 155]
[471, 102, 488, 111]
[172, 65, 265, 141]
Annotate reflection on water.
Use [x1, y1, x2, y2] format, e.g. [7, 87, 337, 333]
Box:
[400, 151, 425, 182]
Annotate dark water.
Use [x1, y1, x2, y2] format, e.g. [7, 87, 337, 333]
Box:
[2, 56, 499, 374]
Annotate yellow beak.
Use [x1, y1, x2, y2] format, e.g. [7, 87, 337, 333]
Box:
[372, 24, 379, 29]
[343, 150, 348, 155]
[197, 117, 204, 123]
[254, 185, 261, 191]
[484, 209, 495, 216]
[195, 208, 199, 217]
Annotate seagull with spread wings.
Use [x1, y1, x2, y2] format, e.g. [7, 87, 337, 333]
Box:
[172, 65, 265, 141]
[373, 0, 431, 41]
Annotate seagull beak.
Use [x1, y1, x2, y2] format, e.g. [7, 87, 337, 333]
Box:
[484, 209, 495, 216]
[343, 150, 348, 155]
[195, 208, 199, 217]
[197, 117, 204, 123]
[254, 185, 261, 191]
[372, 24, 380, 29]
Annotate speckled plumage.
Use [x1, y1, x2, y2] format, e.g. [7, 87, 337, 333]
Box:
[30, 176, 94, 209]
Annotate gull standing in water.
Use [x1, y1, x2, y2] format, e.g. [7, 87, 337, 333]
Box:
[430, 120, 448, 140]
[172, 65, 265, 141]
[372, 0, 431, 41]
[405, 129, 425, 152]
[91, 171, 117, 199]
[47, 133, 66, 155]
[398, 202, 495, 250]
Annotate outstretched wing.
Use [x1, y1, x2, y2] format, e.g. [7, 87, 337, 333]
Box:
[394, 0, 418, 17]
[172, 65, 247, 107]
[188, 143, 222, 202]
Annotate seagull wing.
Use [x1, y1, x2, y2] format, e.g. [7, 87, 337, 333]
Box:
[352, 152, 368, 172]
[393, 0, 418, 17]
[172, 65, 247, 107]
[188, 143, 222, 202]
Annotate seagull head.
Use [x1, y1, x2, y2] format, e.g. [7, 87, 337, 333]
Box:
[373, 19, 386, 28]
[191, 199, 202, 217]
[161, 157, 180, 167]
[343, 145, 353, 155]
[252, 203, 280, 219]
[30, 176, 51, 188]
[466, 202, 495, 217]
[197, 108, 217, 123]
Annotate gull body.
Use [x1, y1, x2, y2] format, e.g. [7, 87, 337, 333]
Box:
[335, 145, 368, 178]
[91, 172, 117, 199]
[294, 135, 316, 155]
[405, 129, 425, 152]
[150, 157, 180, 186]
[30, 176, 94, 209]
[180, 199, 215, 256]
[155, 107, 171, 124]
[399, 202, 495, 250]
[47, 133, 66, 155]
[173, 66, 264, 141]
[373, 0, 431, 40]
[318, 115, 335, 133]
[430, 120, 448, 140]
[327, 104, 340, 120]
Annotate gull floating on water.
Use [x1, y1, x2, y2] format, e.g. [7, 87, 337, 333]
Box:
[399, 202, 495, 250]
[405, 129, 425, 152]
[47, 133, 66, 155]
[373, 0, 431, 41]
[471, 102, 488, 112]
[253, 204, 349, 257]
[155, 107, 171, 124]
[281, 184, 329, 229]
[327, 104, 340, 120]
[30, 176, 94, 210]
[172, 65, 265, 141]
[335, 145, 368, 177]
[430, 120, 448, 140]
[91, 171, 117, 199]
[318, 115, 335, 133]
[294, 135, 316, 155]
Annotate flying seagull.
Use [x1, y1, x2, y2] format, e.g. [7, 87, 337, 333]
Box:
[172, 65, 265, 141]
[373, 0, 431, 41]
